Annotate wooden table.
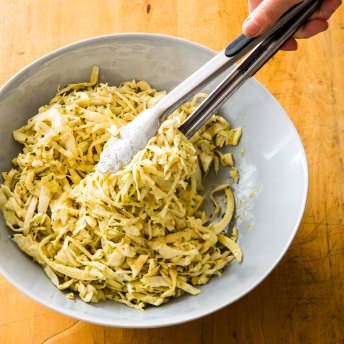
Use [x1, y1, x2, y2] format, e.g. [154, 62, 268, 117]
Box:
[0, 1, 343, 343]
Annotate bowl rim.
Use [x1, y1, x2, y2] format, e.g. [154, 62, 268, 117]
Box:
[0, 32, 309, 328]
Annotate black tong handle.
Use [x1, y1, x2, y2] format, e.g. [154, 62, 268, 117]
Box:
[225, 0, 322, 58]
[238, 0, 322, 75]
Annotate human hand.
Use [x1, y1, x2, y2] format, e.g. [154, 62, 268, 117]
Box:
[243, 0, 341, 50]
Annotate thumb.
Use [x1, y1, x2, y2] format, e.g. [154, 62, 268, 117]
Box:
[243, 0, 302, 37]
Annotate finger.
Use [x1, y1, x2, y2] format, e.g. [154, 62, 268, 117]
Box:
[295, 19, 329, 39]
[281, 38, 298, 51]
[243, 0, 302, 36]
[248, 0, 263, 12]
[311, 0, 342, 20]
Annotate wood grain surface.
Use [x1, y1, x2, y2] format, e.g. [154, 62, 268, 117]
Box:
[0, 1, 343, 343]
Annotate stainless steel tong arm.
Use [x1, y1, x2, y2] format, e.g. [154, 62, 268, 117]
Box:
[169, 0, 322, 138]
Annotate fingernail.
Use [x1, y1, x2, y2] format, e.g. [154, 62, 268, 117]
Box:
[243, 17, 261, 36]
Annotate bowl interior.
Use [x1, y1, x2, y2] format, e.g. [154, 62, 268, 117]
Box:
[0, 34, 308, 328]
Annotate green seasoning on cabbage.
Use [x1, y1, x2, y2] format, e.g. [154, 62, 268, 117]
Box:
[0, 67, 242, 309]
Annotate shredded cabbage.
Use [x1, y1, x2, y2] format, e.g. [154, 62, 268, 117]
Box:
[0, 67, 243, 309]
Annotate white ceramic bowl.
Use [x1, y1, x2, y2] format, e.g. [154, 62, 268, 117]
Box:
[0, 33, 308, 328]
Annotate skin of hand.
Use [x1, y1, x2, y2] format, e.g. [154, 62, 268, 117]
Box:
[243, 0, 342, 50]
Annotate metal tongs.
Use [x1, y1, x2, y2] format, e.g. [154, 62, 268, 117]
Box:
[97, 0, 322, 174]
[155, 0, 322, 138]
